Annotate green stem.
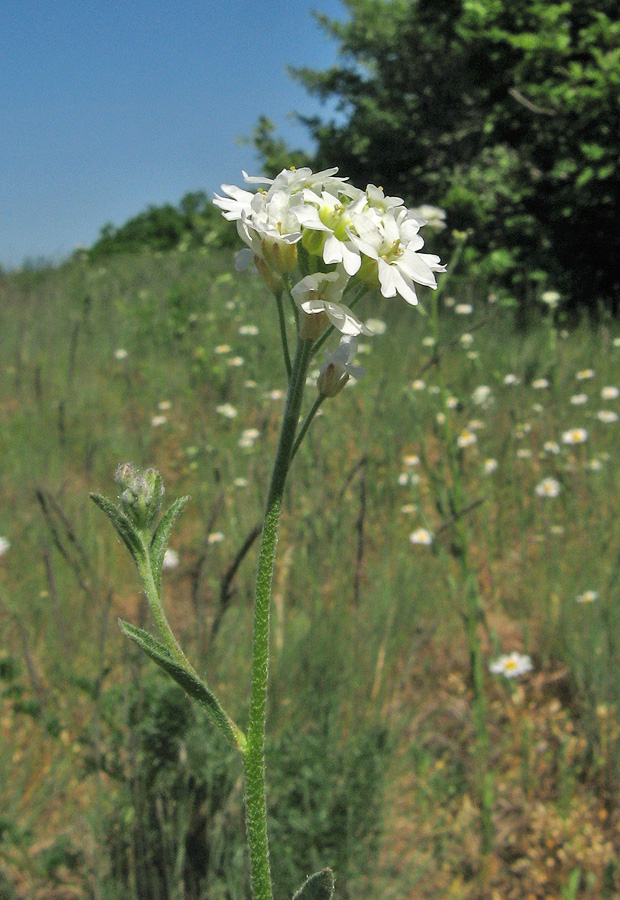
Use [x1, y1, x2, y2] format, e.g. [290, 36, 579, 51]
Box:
[244, 336, 314, 900]
[273, 289, 292, 379]
[291, 394, 325, 461]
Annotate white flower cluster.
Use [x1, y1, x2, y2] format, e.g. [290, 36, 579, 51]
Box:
[214, 167, 445, 337]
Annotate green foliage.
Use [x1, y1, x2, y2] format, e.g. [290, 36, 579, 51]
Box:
[256, 0, 620, 309]
[94, 675, 386, 900]
[88, 191, 236, 259]
[292, 868, 335, 900]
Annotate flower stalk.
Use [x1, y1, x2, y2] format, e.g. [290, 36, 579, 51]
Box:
[244, 336, 314, 900]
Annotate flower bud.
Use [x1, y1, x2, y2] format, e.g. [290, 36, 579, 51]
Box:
[254, 256, 283, 293]
[299, 309, 329, 340]
[301, 228, 327, 258]
[261, 238, 298, 274]
[115, 463, 165, 530]
[317, 336, 365, 398]
[317, 362, 350, 397]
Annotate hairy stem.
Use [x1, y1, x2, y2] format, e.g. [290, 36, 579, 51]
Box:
[244, 336, 314, 900]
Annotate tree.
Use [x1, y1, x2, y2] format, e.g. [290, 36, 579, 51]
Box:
[256, 0, 620, 309]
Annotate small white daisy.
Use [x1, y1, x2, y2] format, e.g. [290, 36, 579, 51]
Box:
[0, 537, 10, 556]
[216, 403, 238, 419]
[601, 386, 619, 400]
[535, 477, 561, 498]
[113, 348, 128, 360]
[162, 548, 180, 569]
[457, 429, 477, 449]
[409, 528, 433, 545]
[365, 318, 387, 335]
[576, 368, 595, 380]
[489, 652, 533, 678]
[597, 410, 618, 424]
[577, 590, 598, 603]
[562, 428, 588, 444]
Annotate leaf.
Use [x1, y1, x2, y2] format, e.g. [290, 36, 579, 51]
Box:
[118, 620, 239, 747]
[149, 495, 190, 593]
[90, 493, 144, 565]
[292, 869, 335, 900]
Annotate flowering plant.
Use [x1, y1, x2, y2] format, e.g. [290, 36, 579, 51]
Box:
[92, 166, 444, 900]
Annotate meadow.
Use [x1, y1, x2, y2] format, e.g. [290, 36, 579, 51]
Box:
[1, 246, 620, 900]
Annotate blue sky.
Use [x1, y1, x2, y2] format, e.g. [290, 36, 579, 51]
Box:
[1, 0, 347, 268]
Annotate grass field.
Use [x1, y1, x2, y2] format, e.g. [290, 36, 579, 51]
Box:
[1, 247, 620, 899]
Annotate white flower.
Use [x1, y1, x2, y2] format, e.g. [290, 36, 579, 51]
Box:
[562, 428, 588, 444]
[503, 373, 520, 386]
[239, 324, 259, 336]
[472, 385, 492, 406]
[516, 448, 532, 459]
[216, 403, 238, 419]
[215, 165, 445, 314]
[0, 537, 10, 556]
[483, 458, 498, 474]
[577, 590, 598, 603]
[348, 205, 445, 305]
[544, 441, 561, 455]
[532, 378, 549, 390]
[214, 344, 231, 354]
[113, 348, 128, 360]
[295, 187, 366, 275]
[446, 396, 459, 409]
[570, 393, 588, 405]
[468, 419, 485, 430]
[614, 337, 620, 347]
[587, 458, 603, 471]
[207, 532, 225, 544]
[412, 379, 426, 391]
[454, 303, 473, 315]
[402, 454, 420, 467]
[408, 204, 447, 230]
[422, 336, 436, 347]
[489, 652, 533, 678]
[158, 400, 172, 411]
[317, 336, 365, 397]
[266, 389, 284, 401]
[540, 290, 561, 308]
[291, 271, 371, 336]
[460, 333, 474, 348]
[365, 318, 387, 335]
[535, 477, 561, 497]
[409, 528, 433, 545]
[234, 477, 249, 488]
[597, 410, 618, 423]
[457, 429, 477, 449]
[162, 548, 179, 569]
[151, 415, 167, 427]
[601, 386, 619, 400]
[576, 368, 595, 380]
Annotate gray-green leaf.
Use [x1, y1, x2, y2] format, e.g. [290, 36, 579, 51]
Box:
[292, 869, 335, 900]
[118, 619, 240, 748]
[149, 495, 190, 593]
[90, 493, 145, 566]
